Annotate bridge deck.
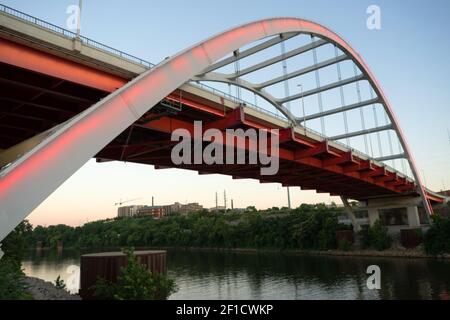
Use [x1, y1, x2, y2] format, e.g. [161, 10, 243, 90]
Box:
[0, 8, 443, 203]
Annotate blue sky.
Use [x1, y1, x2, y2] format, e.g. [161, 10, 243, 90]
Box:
[2, 0, 449, 225]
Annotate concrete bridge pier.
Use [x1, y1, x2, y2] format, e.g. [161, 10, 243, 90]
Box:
[364, 196, 425, 232]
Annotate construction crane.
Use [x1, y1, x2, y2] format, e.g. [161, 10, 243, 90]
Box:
[114, 198, 141, 206]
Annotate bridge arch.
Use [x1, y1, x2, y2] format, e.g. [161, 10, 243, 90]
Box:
[0, 17, 432, 244]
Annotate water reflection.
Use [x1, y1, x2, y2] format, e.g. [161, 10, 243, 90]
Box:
[22, 249, 450, 299]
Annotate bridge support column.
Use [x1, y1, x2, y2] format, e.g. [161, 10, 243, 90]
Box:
[406, 206, 420, 227]
[340, 197, 361, 232]
[368, 208, 380, 226]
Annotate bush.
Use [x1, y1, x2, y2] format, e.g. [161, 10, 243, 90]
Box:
[1, 220, 32, 261]
[338, 239, 352, 251]
[54, 276, 66, 290]
[291, 208, 342, 250]
[93, 249, 177, 300]
[358, 220, 392, 251]
[0, 258, 31, 300]
[424, 215, 450, 255]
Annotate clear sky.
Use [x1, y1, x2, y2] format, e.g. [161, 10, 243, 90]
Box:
[3, 0, 450, 226]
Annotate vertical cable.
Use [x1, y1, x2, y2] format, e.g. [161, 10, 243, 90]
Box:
[335, 46, 350, 147]
[370, 88, 383, 157]
[384, 111, 395, 169]
[234, 49, 242, 101]
[353, 64, 369, 155]
[311, 35, 325, 135]
[281, 39, 291, 114]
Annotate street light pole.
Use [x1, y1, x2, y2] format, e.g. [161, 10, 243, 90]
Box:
[287, 186, 291, 209]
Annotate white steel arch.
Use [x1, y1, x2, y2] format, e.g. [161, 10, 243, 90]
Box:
[0, 17, 432, 244]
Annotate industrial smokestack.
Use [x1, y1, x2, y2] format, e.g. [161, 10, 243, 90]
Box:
[215, 192, 218, 209]
[224, 190, 227, 209]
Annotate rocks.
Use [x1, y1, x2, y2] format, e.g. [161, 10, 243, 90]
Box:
[24, 277, 81, 300]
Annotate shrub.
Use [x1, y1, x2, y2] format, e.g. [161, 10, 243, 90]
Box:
[54, 276, 66, 290]
[0, 258, 31, 300]
[358, 220, 392, 251]
[338, 239, 352, 251]
[93, 249, 177, 300]
[358, 225, 371, 249]
[1, 220, 32, 261]
[424, 215, 450, 255]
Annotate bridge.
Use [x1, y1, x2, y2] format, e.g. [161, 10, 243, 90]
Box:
[0, 4, 446, 246]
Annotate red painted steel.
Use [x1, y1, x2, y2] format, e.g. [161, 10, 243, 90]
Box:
[0, 26, 443, 204]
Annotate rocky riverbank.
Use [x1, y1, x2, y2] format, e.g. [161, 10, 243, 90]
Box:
[24, 277, 81, 300]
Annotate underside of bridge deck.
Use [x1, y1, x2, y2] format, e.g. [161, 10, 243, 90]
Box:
[0, 58, 423, 202]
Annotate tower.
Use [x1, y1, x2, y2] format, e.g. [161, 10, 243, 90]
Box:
[224, 190, 227, 210]
[215, 191, 218, 209]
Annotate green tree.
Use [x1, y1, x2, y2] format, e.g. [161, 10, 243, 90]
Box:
[424, 215, 450, 255]
[93, 249, 177, 300]
[2, 220, 33, 261]
[359, 220, 392, 251]
[0, 258, 30, 300]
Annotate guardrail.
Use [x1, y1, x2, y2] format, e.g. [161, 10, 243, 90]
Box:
[0, 3, 155, 68]
[188, 81, 286, 120]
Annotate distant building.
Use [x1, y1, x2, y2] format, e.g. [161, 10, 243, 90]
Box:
[209, 206, 226, 212]
[163, 202, 182, 216]
[164, 202, 203, 215]
[137, 206, 164, 219]
[119, 202, 204, 219]
[179, 202, 203, 214]
[117, 205, 144, 218]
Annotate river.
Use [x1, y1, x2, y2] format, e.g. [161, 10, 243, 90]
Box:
[22, 249, 450, 300]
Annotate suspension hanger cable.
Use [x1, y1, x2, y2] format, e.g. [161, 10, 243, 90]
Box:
[384, 111, 395, 169]
[353, 64, 369, 155]
[335, 46, 350, 147]
[311, 35, 325, 136]
[370, 88, 383, 158]
[234, 49, 242, 101]
[280, 38, 291, 113]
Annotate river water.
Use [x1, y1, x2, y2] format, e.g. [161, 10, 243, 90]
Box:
[22, 249, 450, 300]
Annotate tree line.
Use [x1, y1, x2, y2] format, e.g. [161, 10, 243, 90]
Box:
[23, 204, 350, 251]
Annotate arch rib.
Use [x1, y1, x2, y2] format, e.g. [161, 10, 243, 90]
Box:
[0, 17, 432, 244]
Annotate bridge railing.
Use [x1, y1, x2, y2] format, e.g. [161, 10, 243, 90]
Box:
[188, 81, 286, 121]
[0, 3, 155, 69]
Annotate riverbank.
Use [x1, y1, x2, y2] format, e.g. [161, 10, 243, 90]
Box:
[24, 277, 80, 300]
[34, 244, 450, 260]
[146, 245, 450, 260]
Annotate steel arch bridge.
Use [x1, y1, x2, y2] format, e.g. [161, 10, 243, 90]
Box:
[0, 11, 445, 243]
